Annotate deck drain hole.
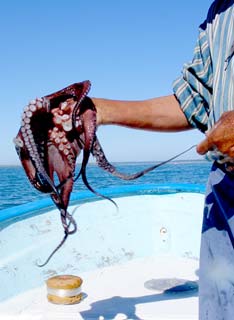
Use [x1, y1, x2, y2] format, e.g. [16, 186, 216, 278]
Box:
[144, 278, 198, 293]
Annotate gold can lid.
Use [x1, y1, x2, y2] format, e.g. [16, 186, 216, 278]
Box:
[46, 275, 83, 290]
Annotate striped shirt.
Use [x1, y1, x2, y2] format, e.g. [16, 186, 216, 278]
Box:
[173, 0, 234, 134]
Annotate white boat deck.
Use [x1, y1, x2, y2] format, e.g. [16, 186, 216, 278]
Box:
[0, 256, 198, 320]
[0, 193, 204, 319]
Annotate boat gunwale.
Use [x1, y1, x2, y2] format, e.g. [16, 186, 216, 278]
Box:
[0, 183, 205, 229]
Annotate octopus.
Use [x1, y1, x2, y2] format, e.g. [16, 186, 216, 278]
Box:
[13, 81, 195, 266]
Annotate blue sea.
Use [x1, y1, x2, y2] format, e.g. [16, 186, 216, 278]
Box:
[0, 161, 212, 211]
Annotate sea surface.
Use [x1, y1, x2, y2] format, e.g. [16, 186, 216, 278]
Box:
[0, 160, 212, 211]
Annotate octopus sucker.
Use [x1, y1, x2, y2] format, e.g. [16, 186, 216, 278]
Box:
[13, 137, 24, 148]
[29, 104, 37, 112]
[26, 111, 33, 118]
[60, 101, 68, 110]
[14, 80, 195, 266]
[58, 144, 64, 151]
[63, 149, 69, 156]
[62, 121, 72, 132]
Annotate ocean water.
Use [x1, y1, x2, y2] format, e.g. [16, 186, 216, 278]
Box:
[0, 160, 212, 211]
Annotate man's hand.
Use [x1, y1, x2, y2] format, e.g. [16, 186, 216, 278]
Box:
[197, 111, 234, 158]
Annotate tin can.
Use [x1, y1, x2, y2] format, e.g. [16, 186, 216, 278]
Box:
[46, 275, 83, 304]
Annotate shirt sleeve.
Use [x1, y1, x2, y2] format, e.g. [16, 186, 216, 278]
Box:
[173, 24, 213, 133]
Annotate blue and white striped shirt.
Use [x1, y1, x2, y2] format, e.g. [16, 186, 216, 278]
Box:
[173, 0, 234, 133]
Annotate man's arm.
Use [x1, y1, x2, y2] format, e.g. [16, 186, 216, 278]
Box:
[92, 94, 192, 132]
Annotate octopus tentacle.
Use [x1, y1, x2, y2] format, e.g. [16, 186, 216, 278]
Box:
[72, 99, 118, 208]
[17, 98, 59, 195]
[92, 136, 196, 180]
[36, 207, 77, 267]
[17, 98, 77, 236]
[36, 232, 69, 267]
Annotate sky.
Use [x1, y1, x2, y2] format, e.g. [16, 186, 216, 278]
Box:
[0, 0, 213, 165]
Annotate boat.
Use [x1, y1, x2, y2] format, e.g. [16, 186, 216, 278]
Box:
[0, 184, 204, 320]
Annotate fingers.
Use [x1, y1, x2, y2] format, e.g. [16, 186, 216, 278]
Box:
[196, 111, 234, 157]
[197, 136, 234, 159]
[196, 137, 212, 155]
